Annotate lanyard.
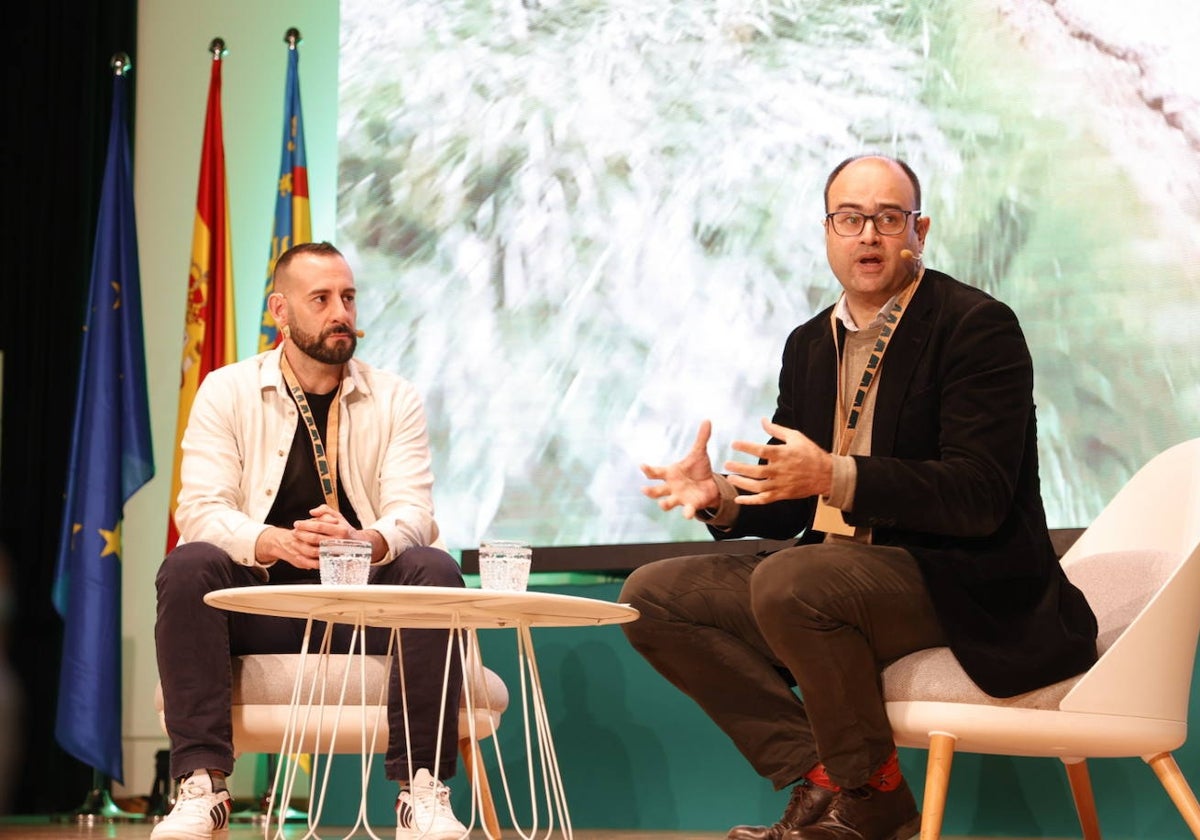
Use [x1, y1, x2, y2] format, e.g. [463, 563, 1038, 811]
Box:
[279, 352, 342, 511]
[829, 275, 921, 457]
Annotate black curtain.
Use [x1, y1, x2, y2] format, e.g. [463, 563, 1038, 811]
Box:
[2, 0, 139, 815]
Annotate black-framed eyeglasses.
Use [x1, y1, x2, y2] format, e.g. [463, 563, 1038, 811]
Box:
[825, 209, 920, 237]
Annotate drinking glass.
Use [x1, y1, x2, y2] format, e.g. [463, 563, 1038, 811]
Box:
[478, 539, 532, 591]
[318, 538, 372, 586]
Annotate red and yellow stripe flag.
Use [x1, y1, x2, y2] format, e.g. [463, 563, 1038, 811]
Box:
[167, 40, 237, 552]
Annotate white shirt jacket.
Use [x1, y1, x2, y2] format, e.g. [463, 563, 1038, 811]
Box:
[174, 345, 436, 570]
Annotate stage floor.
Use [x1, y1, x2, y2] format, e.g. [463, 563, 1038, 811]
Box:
[0, 825, 728, 839]
[0, 820, 1064, 839]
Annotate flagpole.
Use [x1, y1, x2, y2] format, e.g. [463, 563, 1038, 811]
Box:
[231, 754, 307, 824]
[251, 26, 300, 789]
[66, 769, 144, 824]
[54, 48, 151, 827]
[243, 36, 307, 823]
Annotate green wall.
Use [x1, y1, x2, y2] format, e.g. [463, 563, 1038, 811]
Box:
[310, 580, 1200, 838]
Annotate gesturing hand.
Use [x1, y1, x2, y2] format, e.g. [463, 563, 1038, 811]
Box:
[725, 418, 833, 504]
[640, 420, 721, 520]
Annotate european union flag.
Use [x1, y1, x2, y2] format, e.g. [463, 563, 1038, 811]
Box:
[52, 61, 154, 785]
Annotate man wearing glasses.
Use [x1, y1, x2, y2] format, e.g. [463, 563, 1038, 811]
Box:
[621, 155, 1098, 840]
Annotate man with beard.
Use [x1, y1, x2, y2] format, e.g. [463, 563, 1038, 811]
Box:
[153, 242, 468, 840]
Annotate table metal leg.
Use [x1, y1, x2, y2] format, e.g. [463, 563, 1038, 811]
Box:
[259, 607, 583, 839]
[265, 616, 391, 840]
[476, 622, 574, 840]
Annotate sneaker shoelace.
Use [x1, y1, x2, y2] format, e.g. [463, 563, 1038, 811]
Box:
[176, 779, 213, 805]
[411, 778, 451, 809]
[171, 778, 228, 819]
[398, 778, 465, 838]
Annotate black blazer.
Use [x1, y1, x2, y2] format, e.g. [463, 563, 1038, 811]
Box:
[718, 269, 1098, 697]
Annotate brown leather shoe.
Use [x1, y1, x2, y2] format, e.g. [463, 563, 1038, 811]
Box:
[784, 779, 920, 840]
[726, 781, 837, 840]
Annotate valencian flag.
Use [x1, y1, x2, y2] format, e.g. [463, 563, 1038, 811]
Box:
[52, 55, 155, 785]
[167, 40, 237, 552]
[259, 28, 312, 352]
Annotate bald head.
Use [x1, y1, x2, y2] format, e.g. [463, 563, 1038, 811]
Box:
[824, 155, 922, 213]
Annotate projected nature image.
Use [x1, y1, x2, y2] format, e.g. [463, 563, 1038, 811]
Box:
[337, 0, 1200, 551]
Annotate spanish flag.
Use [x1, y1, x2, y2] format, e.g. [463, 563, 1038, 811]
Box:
[167, 40, 237, 552]
[259, 28, 312, 352]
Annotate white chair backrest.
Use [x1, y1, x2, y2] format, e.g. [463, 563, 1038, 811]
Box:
[1058, 438, 1200, 720]
[1064, 549, 1180, 654]
[1060, 438, 1200, 565]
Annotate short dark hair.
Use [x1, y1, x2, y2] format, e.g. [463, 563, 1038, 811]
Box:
[272, 241, 343, 285]
[823, 155, 922, 212]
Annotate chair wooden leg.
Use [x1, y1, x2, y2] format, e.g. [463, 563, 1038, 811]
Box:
[1147, 751, 1200, 839]
[459, 736, 501, 839]
[920, 733, 956, 840]
[1062, 758, 1102, 840]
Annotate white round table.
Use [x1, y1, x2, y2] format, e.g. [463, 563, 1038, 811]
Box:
[204, 584, 639, 839]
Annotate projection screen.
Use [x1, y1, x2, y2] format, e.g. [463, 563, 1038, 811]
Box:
[337, 0, 1200, 551]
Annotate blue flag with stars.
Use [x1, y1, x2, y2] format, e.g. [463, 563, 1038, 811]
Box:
[52, 65, 154, 785]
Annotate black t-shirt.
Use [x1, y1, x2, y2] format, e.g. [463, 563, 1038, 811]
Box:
[265, 387, 363, 582]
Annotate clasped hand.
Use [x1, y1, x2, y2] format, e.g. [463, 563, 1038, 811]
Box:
[641, 418, 833, 518]
[256, 504, 366, 569]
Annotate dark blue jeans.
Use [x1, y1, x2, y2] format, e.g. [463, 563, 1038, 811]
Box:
[155, 542, 464, 782]
[620, 542, 946, 790]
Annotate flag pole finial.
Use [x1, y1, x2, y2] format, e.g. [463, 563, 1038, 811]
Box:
[285, 28, 302, 49]
[208, 38, 227, 61]
[110, 53, 131, 76]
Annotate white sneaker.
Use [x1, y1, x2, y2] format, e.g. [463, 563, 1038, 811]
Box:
[395, 768, 468, 840]
[151, 771, 232, 840]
